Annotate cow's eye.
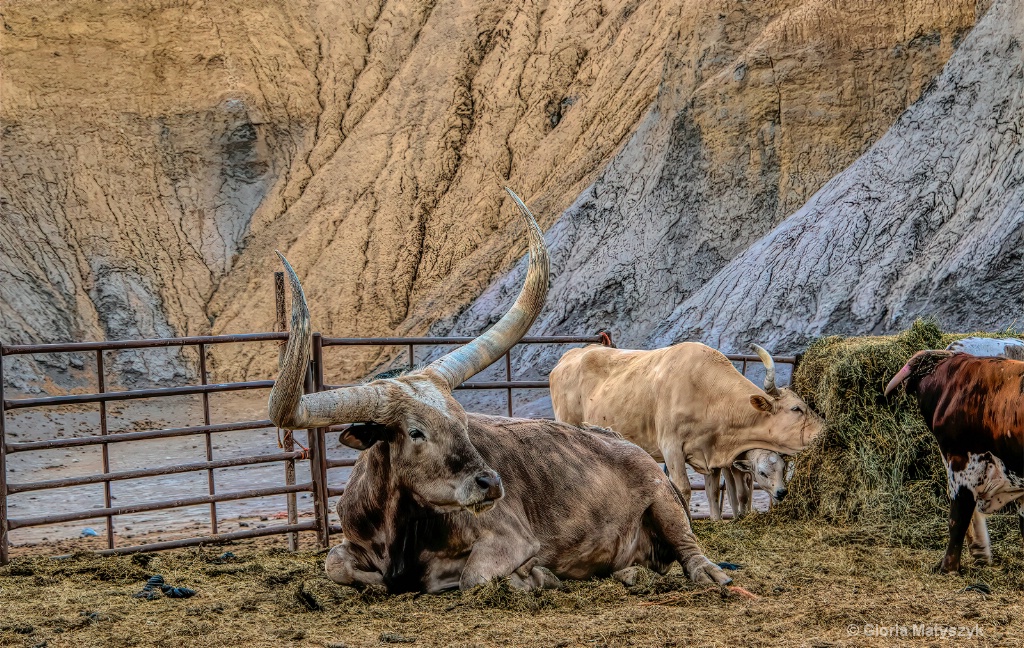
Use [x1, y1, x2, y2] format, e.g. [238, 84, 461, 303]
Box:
[409, 428, 426, 441]
[791, 406, 803, 413]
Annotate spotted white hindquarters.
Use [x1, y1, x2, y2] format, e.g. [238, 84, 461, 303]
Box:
[946, 452, 1024, 514]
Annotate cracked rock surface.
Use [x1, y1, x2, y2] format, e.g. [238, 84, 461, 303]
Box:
[0, 0, 988, 388]
[649, 0, 1023, 354]
[444, 0, 988, 377]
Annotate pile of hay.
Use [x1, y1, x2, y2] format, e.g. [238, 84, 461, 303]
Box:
[774, 319, 1023, 548]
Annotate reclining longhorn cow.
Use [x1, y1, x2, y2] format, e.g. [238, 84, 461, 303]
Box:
[268, 188, 731, 593]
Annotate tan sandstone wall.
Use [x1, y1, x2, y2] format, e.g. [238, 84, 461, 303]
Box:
[0, 0, 986, 387]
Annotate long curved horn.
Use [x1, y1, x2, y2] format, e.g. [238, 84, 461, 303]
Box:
[426, 187, 550, 390]
[883, 363, 913, 397]
[751, 344, 780, 397]
[268, 252, 385, 429]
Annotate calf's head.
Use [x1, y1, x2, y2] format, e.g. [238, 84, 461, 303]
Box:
[733, 449, 789, 502]
[269, 188, 549, 514]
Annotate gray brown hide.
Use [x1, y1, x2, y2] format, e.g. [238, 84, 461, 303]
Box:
[268, 188, 730, 592]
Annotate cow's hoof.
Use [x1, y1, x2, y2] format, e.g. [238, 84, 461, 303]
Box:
[684, 555, 732, 586]
[969, 549, 992, 565]
[933, 559, 961, 574]
[509, 566, 560, 591]
[612, 566, 642, 587]
[535, 566, 561, 590]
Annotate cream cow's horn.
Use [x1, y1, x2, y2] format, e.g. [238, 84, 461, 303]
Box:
[752, 344, 781, 397]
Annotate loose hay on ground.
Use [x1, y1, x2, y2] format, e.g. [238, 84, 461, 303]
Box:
[3, 520, 1024, 647]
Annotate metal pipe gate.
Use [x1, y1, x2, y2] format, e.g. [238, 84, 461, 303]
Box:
[0, 327, 616, 564]
[0, 286, 796, 564]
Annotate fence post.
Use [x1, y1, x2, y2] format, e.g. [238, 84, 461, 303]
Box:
[0, 344, 9, 565]
[198, 344, 218, 536]
[96, 350, 115, 550]
[308, 333, 331, 549]
[275, 272, 299, 552]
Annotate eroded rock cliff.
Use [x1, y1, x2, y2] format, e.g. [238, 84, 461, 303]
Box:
[444, 0, 989, 377]
[649, 0, 1023, 353]
[0, 0, 989, 388]
[1, 0, 321, 387]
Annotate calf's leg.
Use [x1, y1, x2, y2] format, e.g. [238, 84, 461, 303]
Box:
[705, 468, 724, 521]
[1019, 506, 1024, 543]
[724, 467, 753, 517]
[965, 510, 992, 565]
[938, 487, 976, 573]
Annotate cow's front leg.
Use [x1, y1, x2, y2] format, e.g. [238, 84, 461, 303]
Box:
[965, 510, 991, 565]
[459, 533, 553, 591]
[938, 487, 976, 573]
[324, 540, 384, 588]
[662, 445, 692, 512]
[705, 468, 724, 521]
[647, 485, 731, 586]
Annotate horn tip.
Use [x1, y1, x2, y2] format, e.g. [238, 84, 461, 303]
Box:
[276, 251, 299, 277]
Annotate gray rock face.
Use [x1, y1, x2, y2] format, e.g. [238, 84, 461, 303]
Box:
[651, 0, 1023, 353]
[449, 0, 1021, 376]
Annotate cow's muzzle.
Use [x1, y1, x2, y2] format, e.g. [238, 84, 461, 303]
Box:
[773, 487, 788, 502]
[458, 469, 504, 514]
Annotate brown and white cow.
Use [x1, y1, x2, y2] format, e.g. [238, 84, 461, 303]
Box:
[550, 342, 822, 520]
[885, 350, 1024, 573]
[946, 336, 1024, 360]
[269, 189, 731, 593]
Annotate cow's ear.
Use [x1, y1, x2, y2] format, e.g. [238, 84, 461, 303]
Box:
[749, 394, 774, 413]
[338, 422, 390, 450]
[733, 459, 753, 473]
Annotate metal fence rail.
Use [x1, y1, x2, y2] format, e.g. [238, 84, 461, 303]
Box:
[0, 321, 611, 564]
[0, 281, 797, 564]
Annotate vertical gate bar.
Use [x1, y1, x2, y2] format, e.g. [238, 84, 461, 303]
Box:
[308, 333, 330, 548]
[408, 344, 414, 371]
[315, 333, 330, 546]
[742, 359, 747, 377]
[275, 273, 298, 551]
[199, 344, 218, 535]
[0, 345, 9, 565]
[96, 350, 114, 549]
[505, 351, 513, 417]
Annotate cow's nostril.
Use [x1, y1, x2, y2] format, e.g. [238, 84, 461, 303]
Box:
[476, 474, 494, 491]
[777, 488, 788, 500]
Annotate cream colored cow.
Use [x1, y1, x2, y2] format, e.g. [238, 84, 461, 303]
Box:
[550, 343, 822, 520]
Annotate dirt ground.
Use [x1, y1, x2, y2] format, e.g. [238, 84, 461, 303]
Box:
[2, 516, 1022, 648]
